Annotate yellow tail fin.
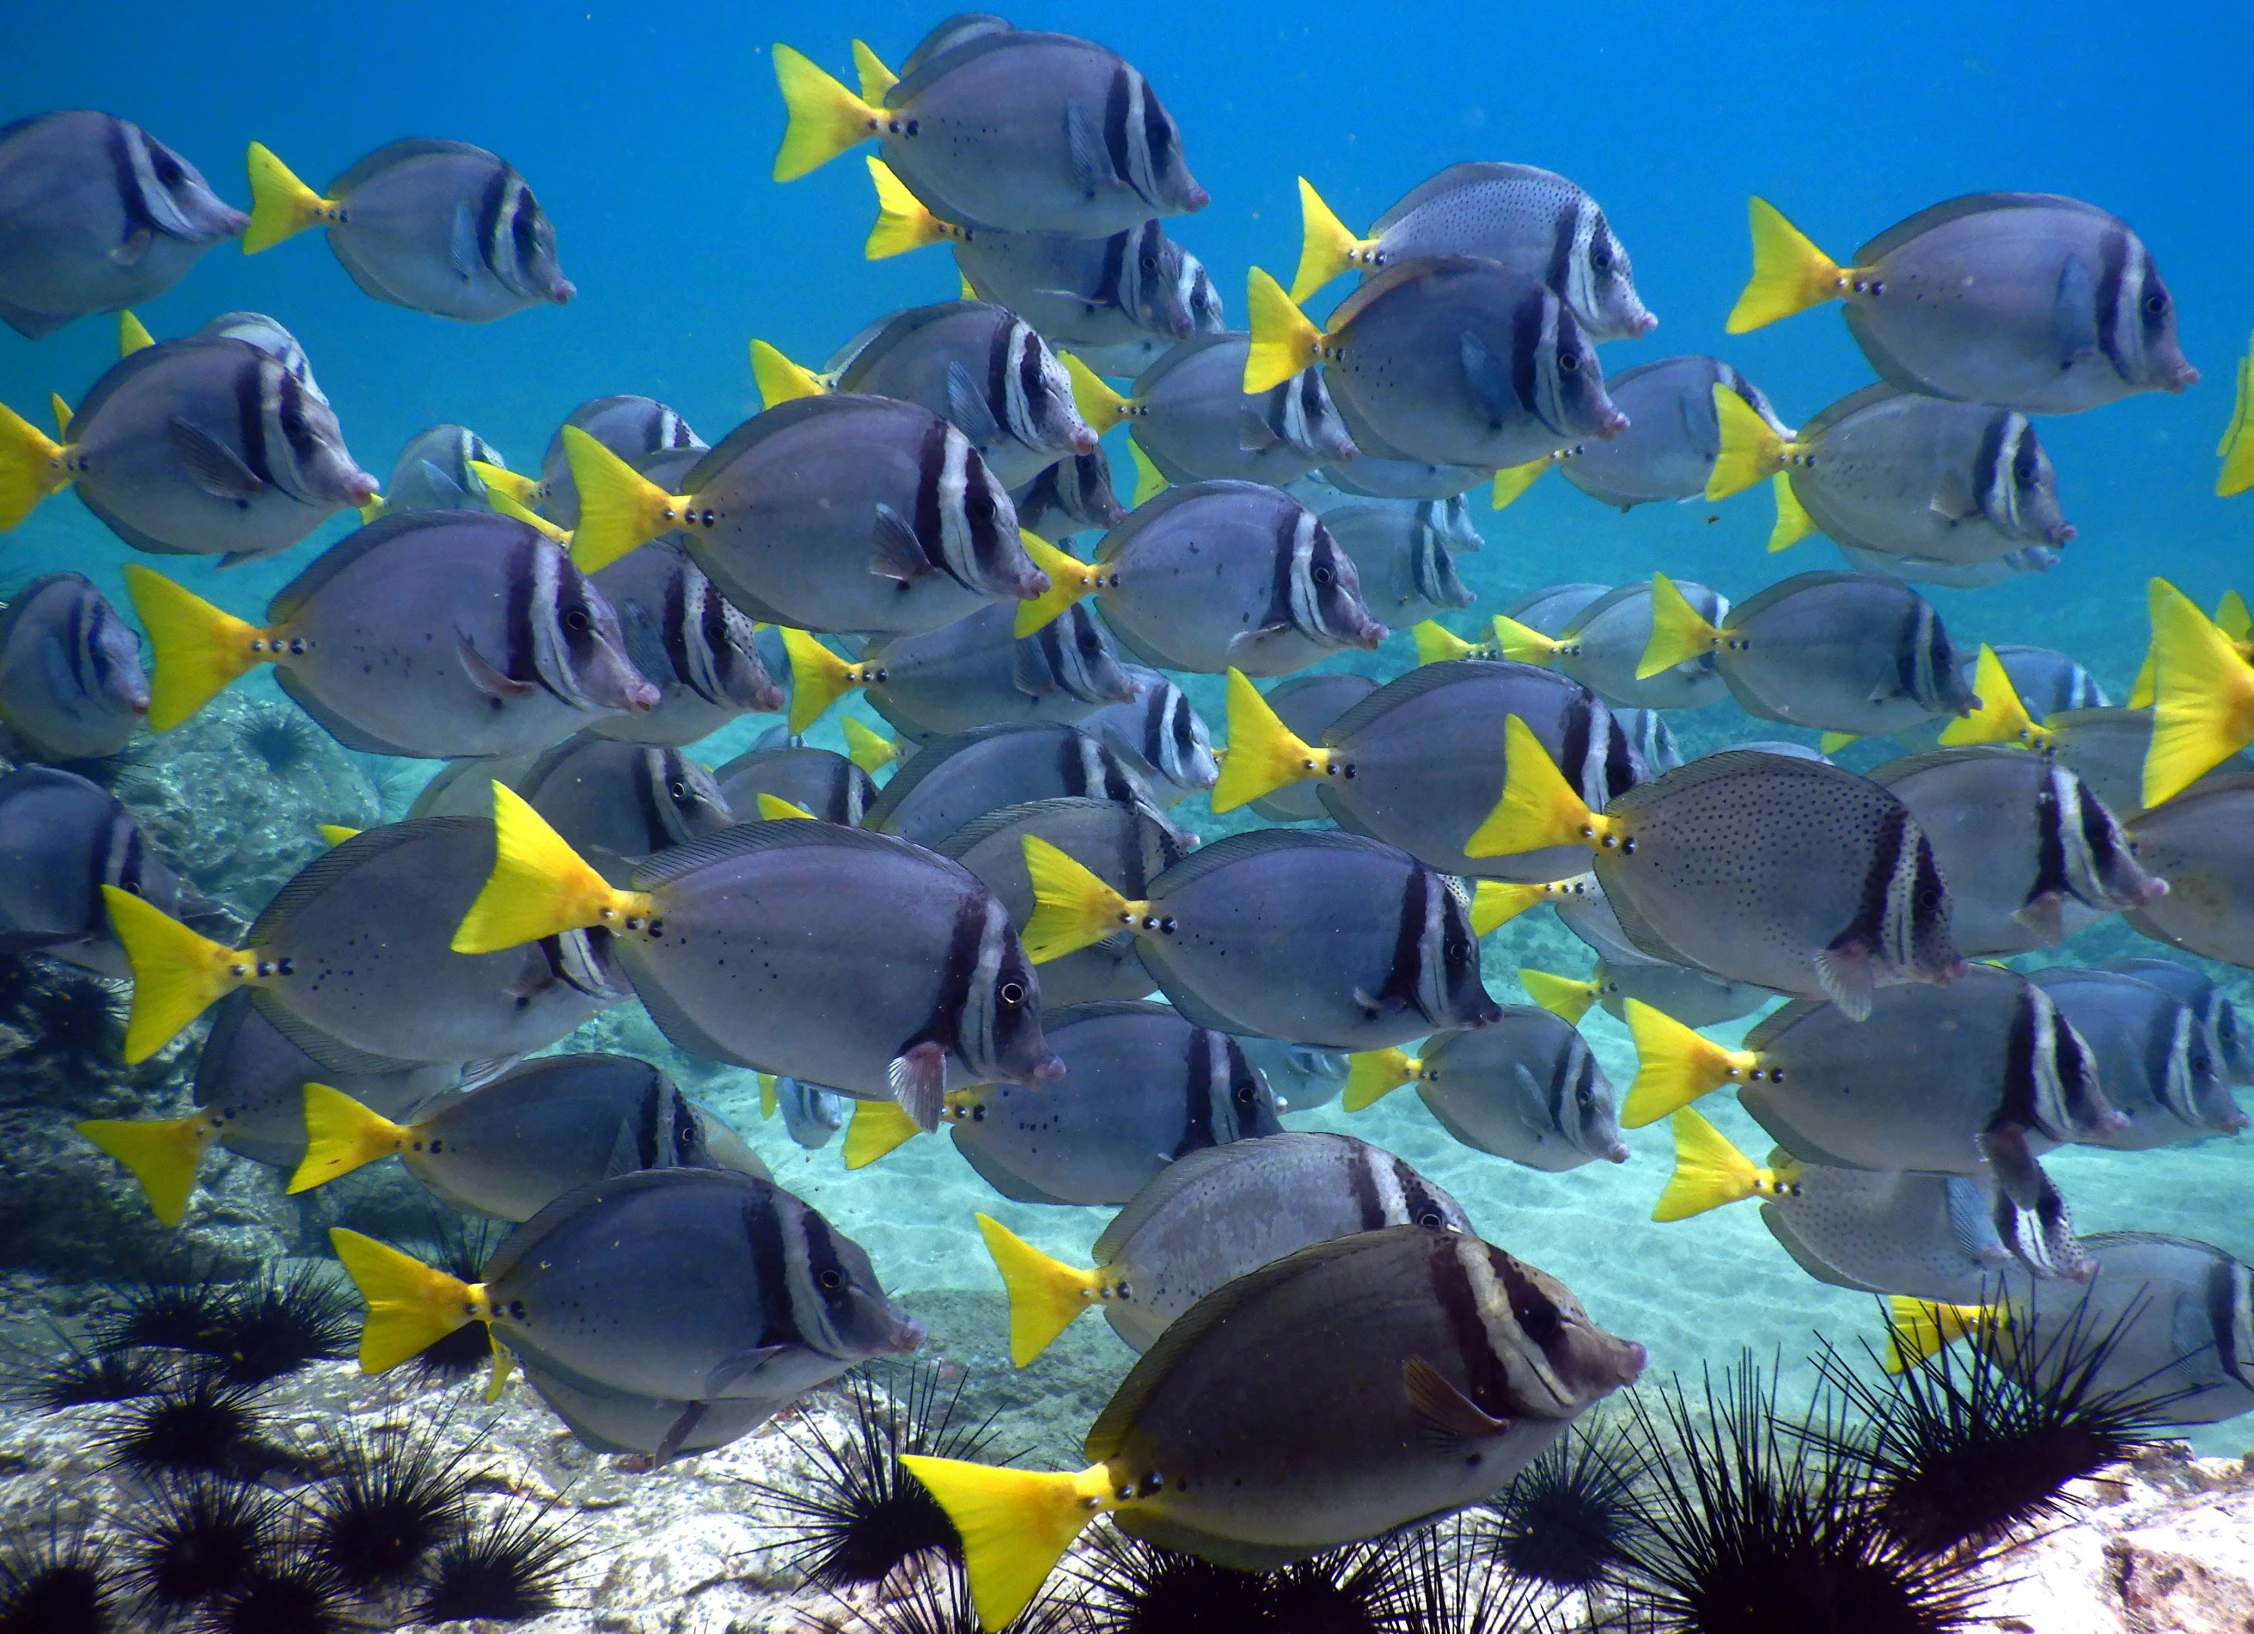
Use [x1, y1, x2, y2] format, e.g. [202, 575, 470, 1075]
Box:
[1463, 715, 1613, 859]
[1706, 385, 1793, 502]
[118, 310, 155, 355]
[1128, 440, 1167, 506]
[1520, 968, 1599, 1026]
[851, 39, 898, 104]
[757, 794, 816, 820]
[1469, 880, 1550, 937]
[288, 1082, 409, 1194]
[1652, 1108, 1795, 1222]
[1213, 668, 1330, 812]
[1489, 614, 1569, 667]
[1767, 471, 1819, 552]
[864, 157, 948, 258]
[1940, 644, 2050, 749]
[102, 886, 250, 1063]
[750, 339, 830, 410]
[771, 44, 881, 181]
[474, 463, 540, 507]
[976, 1213, 1104, 1365]
[242, 142, 337, 253]
[759, 1073, 778, 1119]
[452, 783, 652, 954]
[1061, 353, 1134, 435]
[562, 423, 685, 573]
[0, 399, 72, 531]
[1012, 533, 1107, 637]
[1489, 456, 1553, 511]
[1020, 834, 1142, 963]
[2146, 577, 2254, 808]
[1725, 197, 1843, 334]
[73, 1114, 218, 1226]
[1818, 731, 1859, 755]
[843, 716, 902, 774]
[1243, 267, 1325, 393]
[781, 626, 869, 733]
[329, 1226, 489, 1375]
[1636, 571, 1722, 680]
[1288, 178, 1373, 303]
[49, 393, 73, 438]
[1342, 1048, 1419, 1112]
[897, 1457, 1112, 1632]
[477, 476, 572, 545]
[2218, 342, 2254, 498]
[2218, 589, 2253, 643]
[317, 825, 361, 846]
[122, 564, 275, 732]
[1883, 1297, 1999, 1373]
[843, 1097, 924, 1169]
[1412, 620, 1483, 666]
[1620, 999, 1758, 1128]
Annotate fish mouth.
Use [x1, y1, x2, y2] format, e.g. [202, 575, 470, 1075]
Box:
[341, 470, 382, 505]
[2167, 362, 2199, 391]
[1023, 1053, 1067, 1086]
[619, 675, 663, 713]
[886, 1314, 928, 1354]
[1181, 184, 1211, 212]
[1347, 617, 1389, 651]
[1594, 408, 1631, 439]
[552, 280, 577, 305]
[207, 205, 251, 242]
[1013, 567, 1054, 601]
[1066, 427, 1100, 455]
[1603, 1141, 1630, 1164]
[2050, 523, 2077, 544]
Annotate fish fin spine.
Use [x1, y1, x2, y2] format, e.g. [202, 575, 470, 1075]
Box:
[1341, 1048, 1418, 1112]
[771, 44, 881, 182]
[561, 423, 683, 573]
[976, 1212, 1104, 1365]
[101, 885, 252, 1064]
[897, 1456, 1112, 1632]
[242, 143, 338, 253]
[1636, 571, 1721, 680]
[1020, 834, 1141, 963]
[1620, 998, 1757, 1127]
[288, 1082, 408, 1193]
[328, 1226, 489, 1375]
[1243, 267, 1325, 393]
[72, 1114, 217, 1226]
[1726, 196, 1845, 333]
[0, 398, 73, 530]
[1519, 968, 1598, 1026]
[1288, 178, 1372, 302]
[842, 1096, 923, 1168]
[452, 782, 651, 954]
[1213, 667, 1328, 812]
[1463, 714, 1611, 858]
[2145, 577, 2254, 808]
[1012, 533, 1103, 637]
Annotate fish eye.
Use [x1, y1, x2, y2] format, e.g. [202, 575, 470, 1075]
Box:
[1311, 564, 1334, 586]
[2143, 290, 2169, 316]
[1233, 1083, 1256, 1106]
[965, 489, 996, 524]
[1417, 1209, 1445, 1230]
[154, 152, 185, 187]
[563, 607, 591, 633]
[1577, 1087, 1594, 1109]
[817, 1267, 845, 1292]
[1590, 248, 1612, 272]
[1558, 352, 1580, 373]
[1917, 885, 1942, 909]
[999, 980, 1025, 1005]
[1514, 1297, 1563, 1344]
[1140, 254, 1158, 271]
[668, 779, 689, 799]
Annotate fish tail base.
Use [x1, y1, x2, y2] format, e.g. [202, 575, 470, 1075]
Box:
[288, 1082, 408, 1194]
[1726, 196, 1843, 333]
[242, 142, 334, 253]
[101, 885, 249, 1064]
[896, 1456, 1109, 1631]
[976, 1212, 1102, 1365]
[329, 1227, 486, 1374]
[771, 44, 880, 182]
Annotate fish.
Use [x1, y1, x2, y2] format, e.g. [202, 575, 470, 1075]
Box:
[937, 796, 1190, 1008]
[1291, 167, 1656, 341]
[1651, 1109, 2063, 1304]
[331, 1169, 923, 1449]
[1638, 570, 1976, 738]
[1012, 449, 1125, 542]
[513, 1347, 783, 1463]
[1068, 336, 1358, 490]
[526, 396, 703, 530]
[243, 139, 574, 320]
[1837, 539, 2062, 590]
[1219, 660, 1643, 884]
[2142, 578, 2254, 809]
[2122, 773, 2254, 967]
[0, 764, 190, 979]
[2222, 332, 2254, 498]
[372, 424, 509, 515]
[1345, 1009, 1628, 1171]
[450, 792, 1061, 1129]
[1726, 193, 2195, 413]
[1868, 746, 2163, 954]
[784, 601, 1131, 740]
[1315, 447, 1492, 502]
[1524, 955, 1777, 1031]
[771, 1076, 848, 1149]
[122, 510, 659, 756]
[903, 1224, 1643, 1624]
[773, 32, 1207, 237]
[511, 733, 736, 883]
[1017, 482, 1384, 675]
[712, 744, 878, 828]
[1467, 729, 1966, 1017]
[2027, 968, 2247, 1150]
[1493, 578, 1731, 712]
[1231, 1036, 1350, 1111]
[1617, 707, 1682, 773]
[557, 395, 1046, 637]
[1967, 643, 2108, 718]
[1320, 502, 1474, 621]
[863, 722, 1171, 850]
[1083, 665, 1218, 806]
[843, 999, 1282, 1204]
[287, 1052, 765, 1218]
[0, 111, 246, 338]
[1024, 827, 1500, 1051]
[1246, 257, 1628, 471]
[974, 1130, 1471, 1364]
[0, 333, 378, 560]
[1707, 383, 2074, 565]
[1494, 356, 1787, 512]
[0, 571, 147, 760]
[2105, 957, 2254, 1085]
[585, 538, 784, 747]
[401, 753, 545, 822]
[1240, 672, 1377, 823]
[188, 310, 332, 404]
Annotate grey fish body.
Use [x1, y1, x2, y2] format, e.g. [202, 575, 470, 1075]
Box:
[1320, 503, 1473, 621]
[2123, 776, 2254, 966]
[1315, 449, 1490, 501]
[403, 752, 547, 821]
[1231, 1036, 1349, 1111]
[515, 734, 734, 883]
[380, 424, 507, 514]
[1590, 954, 1775, 1029]
[2047, 708, 2253, 817]
[862, 600, 1133, 740]
[1756, 1165, 2027, 1303]
[947, 1000, 1281, 1206]
[866, 722, 1169, 850]
[1128, 829, 1500, 1050]
[1082, 665, 1217, 805]
[516, 1347, 783, 1462]
[2027, 968, 2247, 1150]
[712, 745, 876, 827]
[1707, 571, 1975, 736]
[190, 311, 331, 404]
[537, 396, 701, 530]
[1560, 356, 1783, 508]
[0, 764, 185, 977]
[587, 538, 782, 746]
[1506, 582, 1610, 634]
[2106, 958, 2254, 1086]
[316, 139, 573, 322]
[1088, 1131, 1471, 1350]
[0, 111, 245, 337]
[1129, 333, 1356, 488]
[1091, 481, 1385, 675]
[1557, 579, 1730, 710]
[262, 510, 658, 758]
[1413, 1012, 1627, 1170]
[937, 796, 1189, 1007]
[1615, 708, 1682, 773]
[1247, 672, 1377, 823]
[1835, 540, 2059, 590]
[1012, 449, 1125, 542]
[775, 1077, 847, 1149]
[1832, 194, 2195, 413]
[0, 571, 146, 759]
[955, 220, 1206, 349]
[62, 336, 377, 559]
[1982, 643, 2108, 714]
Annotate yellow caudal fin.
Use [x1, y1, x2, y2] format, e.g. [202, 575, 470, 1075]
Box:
[2128, 641, 2158, 711]
[781, 626, 867, 733]
[976, 1213, 1103, 1366]
[843, 1097, 924, 1169]
[1883, 1297, 1999, 1373]
[1021, 834, 1142, 963]
[357, 498, 386, 522]
[843, 716, 902, 775]
[1941, 644, 2049, 749]
[898, 1457, 1110, 1632]
[864, 157, 947, 258]
[1213, 668, 1329, 812]
[477, 477, 572, 545]
[2218, 342, 2254, 498]
[1725, 196, 1843, 334]
[1620, 999, 1758, 1128]
[2146, 576, 2254, 808]
[1636, 571, 1722, 680]
[758, 1073, 778, 1120]
[474, 462, 539, 507]
[1489, 614, 1568, 667]
[1128, 440, 1167, 506]
[1012, 533, 1106, 637]
[242, 142, 336, 253]
[287, 1082, 408, 1194]
[851, 39, 898, 104]
[1061, 353, 1134, 435]
[1489, 456, 1553, 511]
[750, 339, 829, 409]
[2219, 589, 2253, 644]
[1706, 385, 1793, 501]
[559, 424, 684, 573]
[1412, 620, 1483, 666]
[316, 825, 361, 846]
[101, 886, 249, 1064]
[1469, 880, 1551, 937]
[452, 783, 653, 954]
[117, 310, 155, 355]
[121, 564, 273, 731]
[771, 44, 881, 182]
[1767, 472, 1820, 552]
[757, 794, 817, 820]
[1289, 177, 1375, 302]
[1520, 968, 1599, 1026]
[1463, 715, 1613, 859]
[0, 399, 71, 531]
[1651, 1107, 1786, 1222]
[1818, 731, 1859, 755]
[1341, 1048, 1419, 1113]
[329, 1227, 488, 1375]
[73, 1115, 217, 1227]
[1243, 267, 1324, 393]
[49, 393, 73, 438]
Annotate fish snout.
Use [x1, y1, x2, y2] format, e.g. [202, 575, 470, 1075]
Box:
[342, 468, 382, 505]
[887, 1312, 929, 1354]
[212, 204, 251, 240]
[1182, 184, 1211, 212]
[2168, 361, 2199, 391]
[1609, 1340, 1649, 1387]
[1597, 408, 1631, 439]
[2051, 523, 2077, 544]
[552, 279, 577, 305]
[1604, 1141, 1630, 1164]
[1636, 311, 1658, 334]
[1014, 566, 1054, 601]
[1350, 615, 1389, 651]
[621, 671, 663, 713]
[1027, 1053, 1068, 1084]
[1068, 425, 1100, 455]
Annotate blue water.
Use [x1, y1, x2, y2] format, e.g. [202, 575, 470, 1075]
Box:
[4, 0, 2253, 1458]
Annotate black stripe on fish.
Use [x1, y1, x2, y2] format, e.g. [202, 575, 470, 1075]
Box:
[901, 889, 987, 1061]
[1173, 1028, 1217, 1156]
[1101, 66, 1133, 193]
[1377, 864, 1430, 1018]
[1346, 1144, 1387, 1233]
[2093, 227, 2131, 379]
[1392, 1155, 1450, 1231]
[108, 117, 156, 239]
[1971, 411, 2010, 524]
[911, 414, 951, 575]
[1509, 289, 1546, 416]
[797, 1206, 856, 1336]
[659, 559, 693, 689]
[503, 533, 538, 691]
[1096, 230, 1131, 311]
[1544, 194, 1582, 304]
[741, 1189, 798, 1348]
[1015, 326, 1047, 445]
[2209, 1259, 2254, 1386]
[1261, 504, 1300, 634]
[231, 358, 274, 491]
[1836, 806, 1909, 969]
[634, 1069, 663, 1170]
[474, 164, 512, 279]
[1557, 696, 1594, 804]
[630, 747, 671, 850]
[2028, 765, 2070, 911]
[983, 319, 1014, 450]
[63, 588, 96, 702]
[508, 185, 543, 287]
[1136, 75, 1173, 199]
[1430, 1238, 1522, 1425]
[1994, 986, 2047, 1138]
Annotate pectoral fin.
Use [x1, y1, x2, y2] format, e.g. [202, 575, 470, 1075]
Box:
[168, 417, 266, 500]
[869, 505, 934, 582]
[1403, 1355, 1510, 1456]
[945, 361, 1002, 446]
[456, 634, 534, 699]
[1813, 938, 1876, 1021]
[888, 1038, 950, 1131]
